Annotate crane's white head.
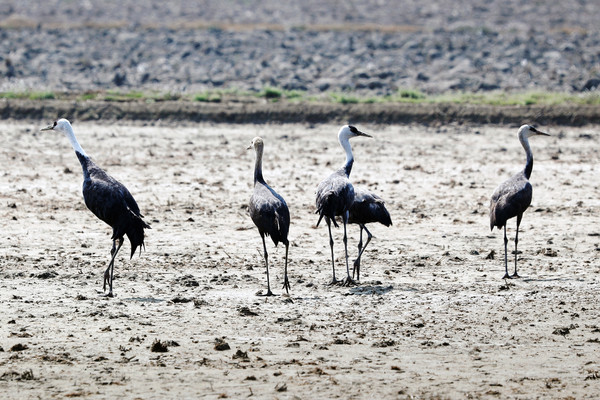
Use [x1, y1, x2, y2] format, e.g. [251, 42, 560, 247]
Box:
[40, 118, 87, 157]
[41, 118, 73, 134]
[518, 124, 549, 140]
[247, 136, 264, 152]
[338, 125, 372, 143]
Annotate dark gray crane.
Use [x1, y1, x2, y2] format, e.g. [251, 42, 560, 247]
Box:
[248, 137, 290, 296]
[316, 125, 371, 286]
[41, 119, 150, 297]
[490, 124, 549, 279]
[348, 186, 392, 280]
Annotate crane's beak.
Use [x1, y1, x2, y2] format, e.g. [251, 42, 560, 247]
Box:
[40, 125, 54, 131]
[531, 127, 550, 136]
[246, 143, 252, 150]
[357, 130, 372, 138]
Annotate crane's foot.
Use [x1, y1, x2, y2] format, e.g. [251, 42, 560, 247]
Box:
[328, 278, 340, 286]
[282, 278, 291, 294]
[341, 276, 357, 287]
[98, 291, 114, 298]
[510, 272, 521, 279]
[502, 273, 511, 279]
[257, 289, 276, 297]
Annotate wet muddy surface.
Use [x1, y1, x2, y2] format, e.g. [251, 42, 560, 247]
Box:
[1, 121, 599, 398]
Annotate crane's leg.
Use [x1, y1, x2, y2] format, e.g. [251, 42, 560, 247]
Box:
[353, 225, 373, 281]
[502, 225, 510, 279]
[342, 211, 355, 286]
[326, 218, 338, 285]
[282, 241, 290, 294]
[512, 215, 523, 278]
[103, 238, 123, 297]
[259, 233, 274, 296]
[352, 226, 364, 279]
[103, 240, 116, 292]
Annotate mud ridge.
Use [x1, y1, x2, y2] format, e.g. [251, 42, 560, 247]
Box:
[2, 99, 599, 126]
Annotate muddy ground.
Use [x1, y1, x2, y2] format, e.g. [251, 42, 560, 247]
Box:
[1, 120, 599, 398]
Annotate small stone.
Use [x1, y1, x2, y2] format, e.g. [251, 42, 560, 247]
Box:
[214, 338, 230, 351]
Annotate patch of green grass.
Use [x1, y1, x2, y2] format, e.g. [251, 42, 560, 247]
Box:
[0, 91, 56, 100]
[194, 91, 222, 102]
[102, 90, 146, 102]
[283, 89, 305, 101]
[430, 91, 600, 106]
[258, 86, 283, 100]
[29, 91, 55, 100]
[330, 93, 361, 104]
[394, 89, 426, 101]
[255, 86, 310, 101]
[0, 91, 21, 99]
[79, 92, 98, 101]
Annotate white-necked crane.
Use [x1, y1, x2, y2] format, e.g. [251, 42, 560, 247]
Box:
[41, 119, 150, 297]
[316, 125, 371, 286]
[490, 124, 549, 279]
[248, 137, 290, 296]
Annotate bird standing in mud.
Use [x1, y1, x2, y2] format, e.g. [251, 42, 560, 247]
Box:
[490, 124, 549, 279]
[41, 119, 150, 297]
[316, 125, 371, 286]
[248, 137, 291, 296]
[348, 186, 392, 280]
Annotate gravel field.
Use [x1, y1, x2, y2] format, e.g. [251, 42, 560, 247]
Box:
[1, 0, 599, 95]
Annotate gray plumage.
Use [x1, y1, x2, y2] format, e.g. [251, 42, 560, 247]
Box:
[248, 137, 290, 296]
[490, 124, 549, 279]
[316, 125, 371, 285]
[41, 119, 150, 297]
[348, 186, 392, 280]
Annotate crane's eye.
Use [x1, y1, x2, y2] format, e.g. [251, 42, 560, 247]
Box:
[348, 125, 357, 133]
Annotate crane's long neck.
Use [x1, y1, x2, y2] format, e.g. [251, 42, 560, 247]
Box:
[63, 126, 88, 159]
[253, 145, 265, 184]
[520, 135, 534, 179]
[340, 136, 354, 177]
[63, 126, 90, 178]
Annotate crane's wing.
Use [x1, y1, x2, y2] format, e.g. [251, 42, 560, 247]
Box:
[490, 176, 532, 230]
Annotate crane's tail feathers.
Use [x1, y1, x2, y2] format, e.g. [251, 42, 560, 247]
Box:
[381, 209, 392, 227]
[316, 212, 340, 228]
[316, 213, 324, 227]
[126, 212, 150, 259]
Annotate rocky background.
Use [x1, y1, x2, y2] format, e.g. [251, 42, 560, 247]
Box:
[0, 0, 599, 95]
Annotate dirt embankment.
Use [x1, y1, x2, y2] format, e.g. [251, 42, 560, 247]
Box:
[2, 99, 600, 126]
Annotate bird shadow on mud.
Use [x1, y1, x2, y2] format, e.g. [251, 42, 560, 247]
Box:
[521, 276, 586, 283]
[122, 297, 165, 303]
[347, 285, 394, 295]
